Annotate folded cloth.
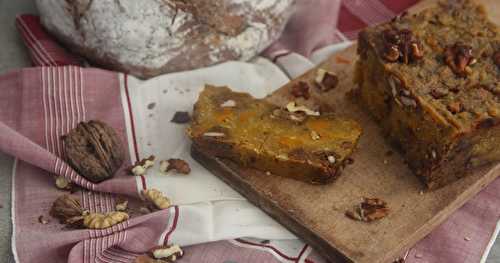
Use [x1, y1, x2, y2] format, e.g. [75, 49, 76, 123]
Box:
[6, 1, 499, 263]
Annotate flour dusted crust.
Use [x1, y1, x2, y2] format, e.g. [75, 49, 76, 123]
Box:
[35, 0, 294, 78]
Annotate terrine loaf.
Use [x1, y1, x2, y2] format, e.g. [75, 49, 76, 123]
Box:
[355, 0, 500, 189]
[188, 85, 362, 184]
[35, 0, 294, 79]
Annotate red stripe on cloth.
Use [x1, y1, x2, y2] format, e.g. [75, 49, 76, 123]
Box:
[123, 74, 146, 190]
[295, 244, 309, 263]
[163, 206, 180, 245]
[123, 74, 140, 162]
[234, 238, 305, 261]
[15, 14, 81, 66]
[140, 175, 147, 190]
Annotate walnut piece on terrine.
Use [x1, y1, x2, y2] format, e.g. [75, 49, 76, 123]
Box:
[355, 0, 500, 189]
[187, 85, 362, 184]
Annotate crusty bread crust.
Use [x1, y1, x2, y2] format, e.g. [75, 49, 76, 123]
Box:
[35, 0, 294, 79]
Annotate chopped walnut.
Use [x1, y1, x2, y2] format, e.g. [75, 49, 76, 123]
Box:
[290, 81, 310, 100]
[447, 101, 463, 114]
[220, 99, 236, 107]
[130, 155, 156, 176]
[142, 189, 171, 210]
[151, 245, 184, 262]
[271, 108, 306, 124]
[345, 197, 389, 222]
[382, 28, 424, 64]
[160, 159, 191, 174]
[170, 111, 191, 124]
[444, 43, 475, 77]
[115, 200, 129, 211]
[55, 176, 73, 191]
[38, 215, 49, 224]
[315, 69, 338, 92]
[286, 102, 320, 116]
[310, 130, 320, 141]
[83, 211, 129, 229]
[430, 88, 448, 99]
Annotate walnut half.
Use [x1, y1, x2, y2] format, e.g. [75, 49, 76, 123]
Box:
[382, 28, 424, 64]
[444, 42, 475, 77]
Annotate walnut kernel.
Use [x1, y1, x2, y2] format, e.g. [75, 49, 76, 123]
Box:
[159, 159, 191, 174]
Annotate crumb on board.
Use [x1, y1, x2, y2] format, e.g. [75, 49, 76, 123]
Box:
[345, 197, 389, 222]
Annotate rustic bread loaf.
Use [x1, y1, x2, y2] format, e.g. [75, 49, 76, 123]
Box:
[35, 0, 294, 78]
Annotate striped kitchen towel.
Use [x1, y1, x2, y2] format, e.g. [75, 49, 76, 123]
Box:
[7, 1, 499, 263]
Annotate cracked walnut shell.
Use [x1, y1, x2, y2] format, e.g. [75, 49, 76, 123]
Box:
[62, 120, 125, 183]
[50, 195, 85, 223]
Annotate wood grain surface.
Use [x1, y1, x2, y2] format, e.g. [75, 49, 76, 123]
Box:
[191, 1, 500, 262]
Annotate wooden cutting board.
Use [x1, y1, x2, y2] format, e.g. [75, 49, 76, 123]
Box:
[191, 1, 500, 262]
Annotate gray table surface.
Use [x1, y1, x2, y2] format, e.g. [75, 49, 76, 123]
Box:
[0, 1, 498, 262]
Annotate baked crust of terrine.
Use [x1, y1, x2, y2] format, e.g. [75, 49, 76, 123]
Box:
[355, 0, 500, 188]
[188, 85, 362, 184]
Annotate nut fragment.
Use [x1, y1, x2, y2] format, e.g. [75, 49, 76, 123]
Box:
[151, 245, 184, 261]
[142, 189, 171, 210]
[290, 81, 310, 100]
[38, 215, 49, 224]
[310, 130, 320, 141]
[430, 88, 448, 99]
[115, 200, 129, 211]
[83, 211, 129, 229]
[170, 111, 191, 124]
[447, 101, 463, 114]
[130, 155, 156, 176]
[271, 108, 306, 123]
[220, 100, 236, 107]
[315, 69, 338, 92]
[444, 43, 475, 77]
[286, 102, 320, 116]
[55, 176, 72, 191]
[159, 159, 191, 174]
[400, 96, 417, 108]
[345, 197, 389, 222]
[203, 132, 226, 137]
[62, 120, 124, 183]
[382, 28, 424, 64]
[50, 195, 85, 224]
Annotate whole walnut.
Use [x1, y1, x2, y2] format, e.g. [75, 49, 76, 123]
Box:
[62, 120, 124, 183]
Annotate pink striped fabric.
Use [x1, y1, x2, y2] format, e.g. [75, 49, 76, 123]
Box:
[6, 1, 499, 263]
[15, 15, 81, 67]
